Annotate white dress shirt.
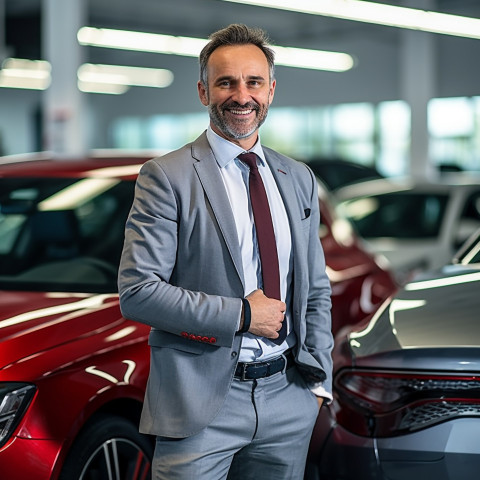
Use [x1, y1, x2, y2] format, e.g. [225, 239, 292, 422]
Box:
[206, 127, 296, 362]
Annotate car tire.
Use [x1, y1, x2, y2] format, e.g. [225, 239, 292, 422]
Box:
[59, 414, 153, 480]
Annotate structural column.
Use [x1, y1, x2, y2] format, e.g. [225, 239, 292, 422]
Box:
[400, 0, 437, 179]
[0, 0, 8, 61]
[42, 0, 87, 156]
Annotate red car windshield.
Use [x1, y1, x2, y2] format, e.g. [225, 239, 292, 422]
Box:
[0, 177, 135, 292]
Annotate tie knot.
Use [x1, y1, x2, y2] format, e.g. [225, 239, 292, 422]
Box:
[238, 152, 258, 170]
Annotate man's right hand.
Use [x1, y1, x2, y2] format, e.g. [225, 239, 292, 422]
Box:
[244, 289, 286, 340]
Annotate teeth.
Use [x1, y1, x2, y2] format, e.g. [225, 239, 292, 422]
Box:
[230, 109, 252, 115]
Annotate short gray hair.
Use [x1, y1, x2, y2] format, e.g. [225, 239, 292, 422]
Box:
[199, 24, 275, 87]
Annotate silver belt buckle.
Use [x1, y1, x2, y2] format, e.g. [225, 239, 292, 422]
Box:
[241, 362, 250, 381]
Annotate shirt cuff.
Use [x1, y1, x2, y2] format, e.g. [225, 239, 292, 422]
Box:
[309, 383, 333, 404]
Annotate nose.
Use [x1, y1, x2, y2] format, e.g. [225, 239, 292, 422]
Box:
[231, 81, 251, 105]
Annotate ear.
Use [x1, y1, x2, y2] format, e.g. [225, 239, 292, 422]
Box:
[197, 81, 209, 106]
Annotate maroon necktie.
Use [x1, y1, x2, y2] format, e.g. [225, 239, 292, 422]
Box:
[239, 152, 287, 344]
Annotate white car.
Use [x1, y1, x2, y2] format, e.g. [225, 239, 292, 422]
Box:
[334, 175, 480, 284]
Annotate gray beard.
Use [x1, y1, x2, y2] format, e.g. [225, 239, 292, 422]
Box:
[208, 104, 268, 140]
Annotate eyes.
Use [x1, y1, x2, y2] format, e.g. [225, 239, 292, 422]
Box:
[216, 78, 265, 89]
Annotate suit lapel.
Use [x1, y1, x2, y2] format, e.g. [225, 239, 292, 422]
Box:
[192, 133, 245, 289]
[267, 155, 303, 255]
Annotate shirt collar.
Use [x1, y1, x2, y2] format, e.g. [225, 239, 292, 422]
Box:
[206, 126, 267, 168]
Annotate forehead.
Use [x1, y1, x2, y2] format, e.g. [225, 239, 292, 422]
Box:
[207, 44, 270, 78]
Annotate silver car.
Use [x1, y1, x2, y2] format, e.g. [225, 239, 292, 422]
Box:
[306, 229, 480, 480]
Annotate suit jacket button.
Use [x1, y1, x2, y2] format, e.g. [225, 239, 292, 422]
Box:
[209, 337, 216, 344]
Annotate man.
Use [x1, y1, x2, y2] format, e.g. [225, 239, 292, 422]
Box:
[118, 23, 333, 480]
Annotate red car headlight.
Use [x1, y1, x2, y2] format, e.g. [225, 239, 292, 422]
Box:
[0, 383, 37, 448]
[334, 369, 480, 437]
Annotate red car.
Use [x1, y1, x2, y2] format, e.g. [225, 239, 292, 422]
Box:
[0, 153, 396, 479]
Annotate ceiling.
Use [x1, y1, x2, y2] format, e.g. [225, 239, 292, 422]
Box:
[4, 0, 480, 62]
[3, 0, 480, 119]
[2, 0, 480, 156]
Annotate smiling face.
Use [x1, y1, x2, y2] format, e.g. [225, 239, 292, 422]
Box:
[198, 44, 276, 150]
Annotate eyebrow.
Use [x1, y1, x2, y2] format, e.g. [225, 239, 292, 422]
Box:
[215, 75, 234, 83]
[248, 75, 267, 82]
[214, 74, 267, 83]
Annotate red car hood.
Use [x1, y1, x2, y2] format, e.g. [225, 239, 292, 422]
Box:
[0, 290, 124, 369]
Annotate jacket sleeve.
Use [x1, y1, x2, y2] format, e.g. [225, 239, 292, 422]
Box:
[118, 159, 241, 348]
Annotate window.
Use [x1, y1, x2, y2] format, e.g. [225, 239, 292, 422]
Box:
[110, 96, 480, 177]
[377, 101, 411, 177]
[428, 97, 480, 172]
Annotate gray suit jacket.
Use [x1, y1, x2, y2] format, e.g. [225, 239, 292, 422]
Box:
[118, 132, 333, 438]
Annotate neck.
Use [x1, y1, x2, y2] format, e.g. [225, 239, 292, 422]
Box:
[210, 123, 258, 151]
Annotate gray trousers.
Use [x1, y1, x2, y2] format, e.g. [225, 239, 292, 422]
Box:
[152, 365, 320, 480]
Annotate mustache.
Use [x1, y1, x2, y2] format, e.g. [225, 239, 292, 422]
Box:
[221, 101, 259, 112]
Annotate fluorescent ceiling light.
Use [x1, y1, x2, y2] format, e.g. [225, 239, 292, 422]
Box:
[78, 64, 174, 87]
[0, 58, 173, 93]
[78, 81, 129, 95]
[223, 0, 480, 40]
[273, 45, 353, 71]
[78, 27, 207, 57]
[0, 58, 51, 90]
[78, 26, 354, 72]
[77, 63, 174, 94]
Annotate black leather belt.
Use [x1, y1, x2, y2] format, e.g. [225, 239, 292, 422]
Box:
[234, 350, 294, 381]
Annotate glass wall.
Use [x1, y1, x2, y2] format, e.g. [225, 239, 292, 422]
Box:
[428, 97, 480, 172]
[111, 96, 480, 177]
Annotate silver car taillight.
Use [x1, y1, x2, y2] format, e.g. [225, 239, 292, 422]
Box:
[334, 369, 480, 437]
